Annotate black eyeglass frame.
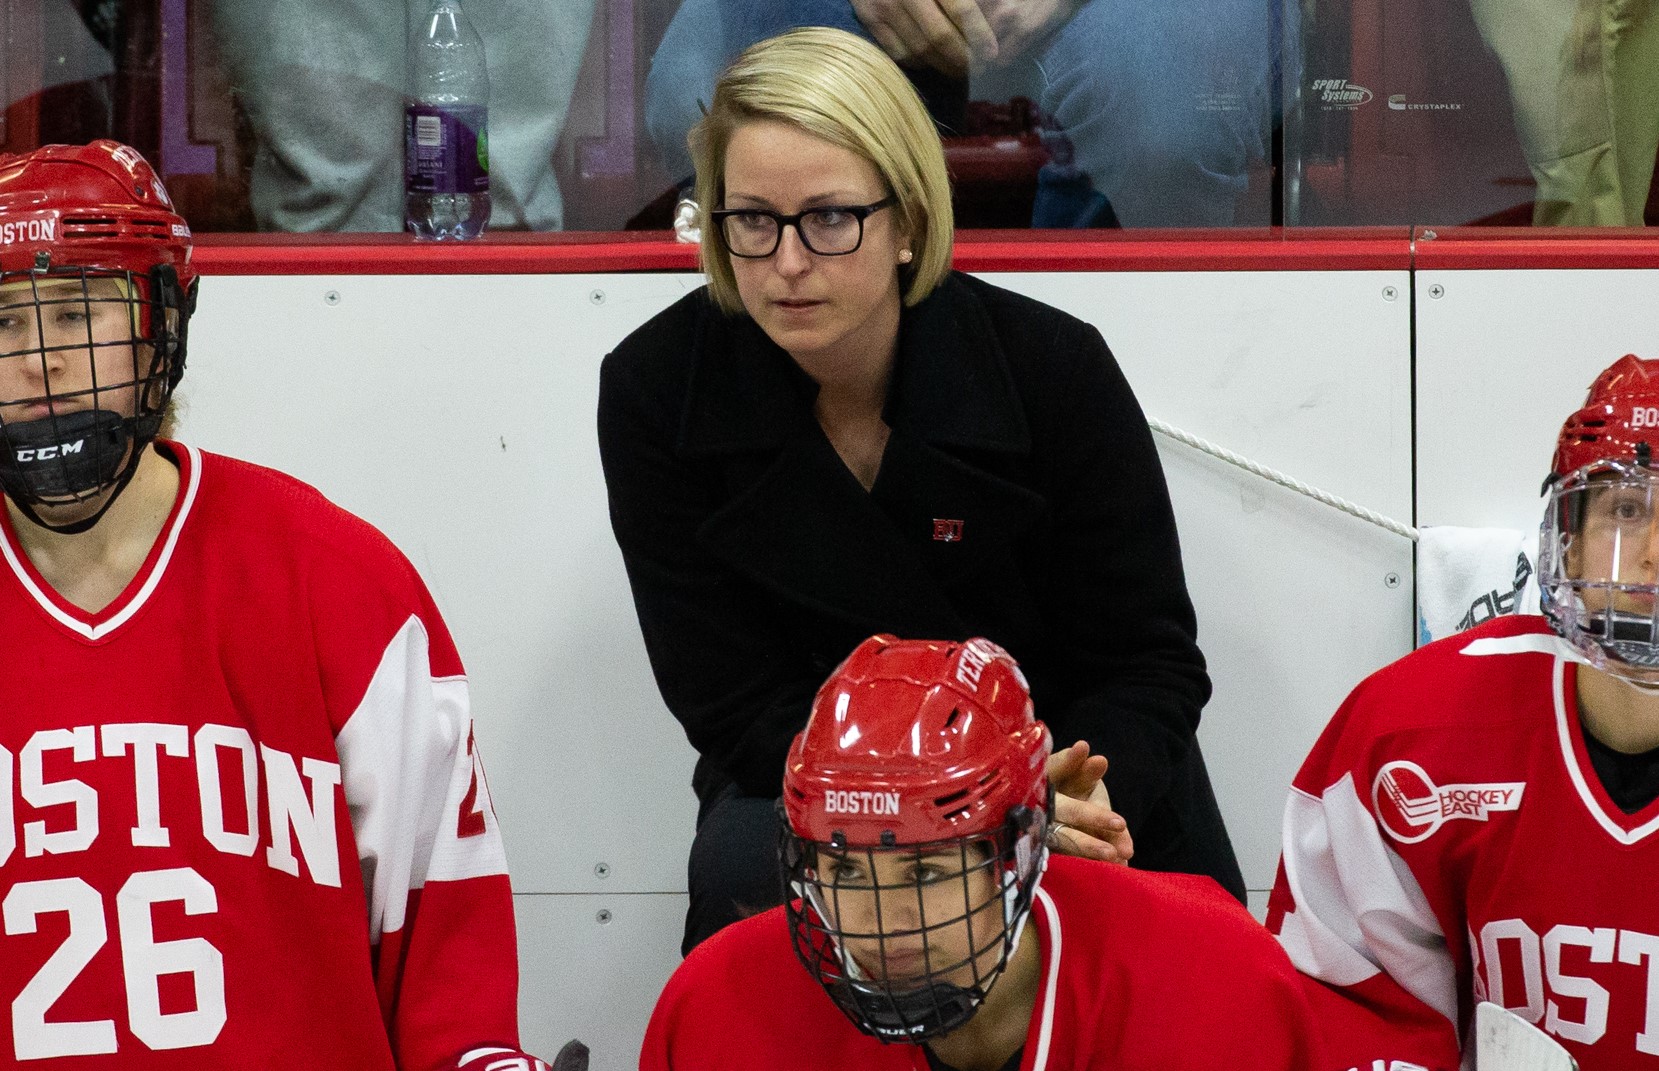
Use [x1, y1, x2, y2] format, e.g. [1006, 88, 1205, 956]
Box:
[709, 195, 899, 258]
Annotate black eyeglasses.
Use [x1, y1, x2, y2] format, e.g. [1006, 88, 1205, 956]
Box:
[709, 195, 898, 258]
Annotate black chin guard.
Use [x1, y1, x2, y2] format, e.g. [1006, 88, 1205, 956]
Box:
[1582, 612, 1659, 670]
[826, 977, 983, 1042]
[0, 410, 130, 501]
[0, 410, 146, 534]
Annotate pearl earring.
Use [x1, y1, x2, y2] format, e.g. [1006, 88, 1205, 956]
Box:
[898, 249, 913, 264]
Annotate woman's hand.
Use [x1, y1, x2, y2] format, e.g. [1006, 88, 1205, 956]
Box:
[1045, 740, 1134, 865]
[851, 0, 998, 77]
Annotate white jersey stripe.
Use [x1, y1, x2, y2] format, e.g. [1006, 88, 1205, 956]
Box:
[1029, 885, 1062, 1071]
[336, 614, 508, 942]
[1279, 773, 1461, 1031]
[1279, 781, 1385, 986]
[1464, 631, 1659, 842]
[1550, 656, 1659, 845]
[0, 441, 202, 641]
[1460, 633, 1587, 663]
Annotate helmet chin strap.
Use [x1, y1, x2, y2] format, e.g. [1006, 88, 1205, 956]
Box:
[1562, 642, 1659, 694]
[7, 461, 142, 535]
[999, 838, 1047, 963]
[1547, 632, 1659, 693]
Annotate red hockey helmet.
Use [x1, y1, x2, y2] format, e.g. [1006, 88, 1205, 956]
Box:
[1548, 355, 1659, 484]
[781, 635, 1051, 1043]
[1540, 355, 1659, 679]
[0, 140, 195, 290]
[0, 141, 196, 531]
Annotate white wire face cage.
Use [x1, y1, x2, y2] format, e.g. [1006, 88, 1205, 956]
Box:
[779, 802, 1047, 1044]
[1541, 461, 1659, 678]
[0, 263, 183, 531]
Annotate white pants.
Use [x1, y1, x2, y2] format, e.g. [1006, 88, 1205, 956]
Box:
[212, 0, 597, 231]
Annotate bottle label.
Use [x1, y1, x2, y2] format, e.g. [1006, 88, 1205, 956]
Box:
[405, 104, 489, 195]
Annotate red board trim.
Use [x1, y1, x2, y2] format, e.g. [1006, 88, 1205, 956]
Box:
[190, 227, 1659, 275]
[192, 228, 1416, 275]
[1412, 227, 1659, 270]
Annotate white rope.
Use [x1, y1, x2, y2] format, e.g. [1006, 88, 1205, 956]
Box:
[1148, 417, 1419, 541]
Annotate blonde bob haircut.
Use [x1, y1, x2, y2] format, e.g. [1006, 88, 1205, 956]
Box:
[689, 26, 954, 315]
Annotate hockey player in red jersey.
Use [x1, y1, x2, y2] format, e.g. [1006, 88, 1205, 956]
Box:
[1270, 353, 1659, 1070]
[0, 141, 553, 1069]
[643, 634, 1321, 1071]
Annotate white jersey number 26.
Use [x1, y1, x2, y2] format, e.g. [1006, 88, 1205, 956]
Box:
[4, 867, 225, 1059]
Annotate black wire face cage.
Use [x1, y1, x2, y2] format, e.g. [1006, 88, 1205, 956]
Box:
[0, 263, 186, 530]
[780, 802, 1046, 1044]
[1541, 462, 1659, 675]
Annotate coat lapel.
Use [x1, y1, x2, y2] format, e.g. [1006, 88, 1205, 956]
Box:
[884, 272, 1030, 456]
[677, 276, 1047, 633]
[876, 275, 1045, 586]
[676, 301, 809, 456]
[698, 430, 969, 636]
[870, 428, 1045, 588]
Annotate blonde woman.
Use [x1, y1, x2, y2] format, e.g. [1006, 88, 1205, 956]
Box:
[597, 28, 1240, 955]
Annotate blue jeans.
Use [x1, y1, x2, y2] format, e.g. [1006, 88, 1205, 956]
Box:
[644, 0, 1286, 227]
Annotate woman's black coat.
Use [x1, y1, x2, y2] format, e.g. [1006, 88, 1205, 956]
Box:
[598, 271, 1234, 882]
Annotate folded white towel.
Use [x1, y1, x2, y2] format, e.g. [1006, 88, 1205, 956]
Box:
[1417, 526, 1539, 646]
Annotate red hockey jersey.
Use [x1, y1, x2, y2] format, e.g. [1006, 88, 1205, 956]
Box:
[644, 853, 1321, 1070]
[1269, 614, 1659, 1071]
[0, 444, 524, 1069]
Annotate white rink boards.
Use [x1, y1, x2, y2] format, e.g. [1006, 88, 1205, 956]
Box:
[182, 268, 1417, 1068]
[1415, 269, 1659, 534]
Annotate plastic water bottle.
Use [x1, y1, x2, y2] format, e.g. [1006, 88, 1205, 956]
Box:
[405, 0, 491, 239]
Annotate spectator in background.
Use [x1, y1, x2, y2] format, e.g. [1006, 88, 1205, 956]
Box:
[643, 0, 1285, 227]
[1469, 0, 1658, 226]
[211, 0, 595, 231]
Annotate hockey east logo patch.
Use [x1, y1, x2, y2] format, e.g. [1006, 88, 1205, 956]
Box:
[1372, 761, 1525, 844]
